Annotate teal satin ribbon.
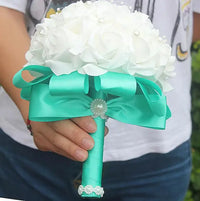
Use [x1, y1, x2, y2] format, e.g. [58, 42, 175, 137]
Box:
[13, 65, 171, 198]
[13, 65, 171, 128]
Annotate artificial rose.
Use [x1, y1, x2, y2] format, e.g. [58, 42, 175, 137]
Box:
[25, 0, 175, 91]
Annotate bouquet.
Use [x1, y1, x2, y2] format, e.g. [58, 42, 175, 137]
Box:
[13, 0, 175, 198]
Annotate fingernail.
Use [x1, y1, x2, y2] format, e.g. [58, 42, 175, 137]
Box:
[75, 149, 87, 161]
[82, 138, 94, 150]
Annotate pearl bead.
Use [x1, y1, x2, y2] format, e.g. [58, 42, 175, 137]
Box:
[98, 18, 104, 23]
[134, 31, 140, 36]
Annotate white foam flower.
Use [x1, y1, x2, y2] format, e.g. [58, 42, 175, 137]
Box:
[25, 0, 175, 92]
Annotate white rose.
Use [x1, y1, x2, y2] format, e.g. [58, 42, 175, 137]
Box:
[25, 0, 175, 92]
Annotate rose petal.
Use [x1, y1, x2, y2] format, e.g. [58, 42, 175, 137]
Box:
[45, 60, 77, 75]
[78, 64, 107, 76]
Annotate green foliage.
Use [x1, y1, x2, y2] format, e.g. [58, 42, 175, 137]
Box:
[185, 40, 200, 201]
[191, 41, 200, 84]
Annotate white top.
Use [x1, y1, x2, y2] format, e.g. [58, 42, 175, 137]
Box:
[0, 0, 200, 162]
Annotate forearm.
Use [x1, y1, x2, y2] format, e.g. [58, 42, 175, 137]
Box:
[193, 12, 200, 42]
[0, 7, 30, 121]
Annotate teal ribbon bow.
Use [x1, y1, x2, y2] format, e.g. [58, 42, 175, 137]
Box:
[13, 65, 171, 198]
[13, 65, 171, 128]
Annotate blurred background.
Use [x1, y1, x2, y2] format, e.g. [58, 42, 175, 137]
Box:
[185, 40, 200, 201]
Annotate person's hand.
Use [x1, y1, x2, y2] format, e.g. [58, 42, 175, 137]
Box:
[31, 116, 108, 162]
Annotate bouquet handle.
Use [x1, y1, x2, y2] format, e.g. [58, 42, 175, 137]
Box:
[78, 88, 106, 198]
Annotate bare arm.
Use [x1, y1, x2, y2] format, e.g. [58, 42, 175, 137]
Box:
[193, 12, 200, 42]
[0, 7, 30, 120]
[0, 7, 99, 161]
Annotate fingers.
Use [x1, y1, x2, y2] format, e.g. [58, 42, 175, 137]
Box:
[30, 117, 109, 162]
[31, 120, 92, 161]
[71, 116, 97, 133]
[72, 116, 108, 136]
[46, 132, 88, 162]
[48, 119, 95, 150]
[33, 132, 80, 161]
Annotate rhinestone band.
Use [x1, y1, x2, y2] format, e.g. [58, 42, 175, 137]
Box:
[78, 185, 104, 197]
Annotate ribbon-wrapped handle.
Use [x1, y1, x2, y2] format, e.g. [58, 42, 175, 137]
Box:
[78, 77, 107, 197]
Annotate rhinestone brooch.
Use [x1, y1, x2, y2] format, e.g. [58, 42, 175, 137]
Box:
[90, 99, 107, 119]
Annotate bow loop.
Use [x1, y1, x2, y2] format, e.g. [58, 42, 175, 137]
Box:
[135, 77, 170, 118]
[49, 72, 89, 96]
[13, 65, 53, 100]
[94, 72, 136, 97]
[13, 65, 52, 88]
